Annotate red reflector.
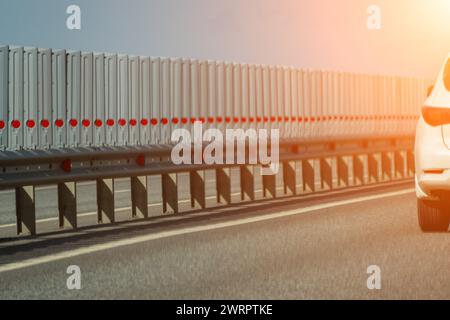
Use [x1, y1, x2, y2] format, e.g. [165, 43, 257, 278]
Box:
[141, 119, 148, 126]
[136, 154, 145, 167]
[249, 117, 255, 123]
[422, 106, 450, 126]
[181, 118, 188, 124]
[233, 117, 239, 123]
[94, 119, 103, 127]
[264, 117, 269, 123]
[82, 119, 91, 127]
[161, 118, 169, 125]
[271, 116, 276, 123]
[106, 119, 115, 127]
[69, 119, 78, 127]
[118, 119, 127, 127]
[0, 120, 5, 129]
[241, 117, 247, 123]
[41, 119, 50, 128]
[61, 159, 72, 173]
[199, 117, 205, 124]
[55, 119, 64, 128]
[26, 120, 35, 128]
[190, 117, 197, 124]
[257, 117, 262, 123]
[11, 120, 21, 129]
[171, 118, 179, 125]
[129, 119, 137, 126]
[151, 118, 158, 126]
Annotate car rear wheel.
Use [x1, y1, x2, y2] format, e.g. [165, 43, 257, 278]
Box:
[417, 198, 450, 232]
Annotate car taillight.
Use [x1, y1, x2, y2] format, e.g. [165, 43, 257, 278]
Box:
[422, 106, 450, 126]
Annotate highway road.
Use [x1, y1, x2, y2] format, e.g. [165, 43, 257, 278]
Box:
[1, 181, 449, 299]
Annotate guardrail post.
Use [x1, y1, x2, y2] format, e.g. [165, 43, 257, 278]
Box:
[216, 168, 231, 204]
[15, 186, 36, 235]
[283, 161, 296, 195]
[320, 158, 333, 190]
[368, 153, 379, 183]
[97, 178, 115, 223]
[381, 152, 392, 180]
[302, 159, 315, 192]
[353, 155, 364, 185]
[58, 182, 77, 229]
[240, 165, 255, 201]
[162, 173, 178, 213]
[337, 156, 349, 187]
[190, 170, 206, 209]
[131, 176, 148, 218]
[394, 151, 405, 178]
[262, 166, 276, 198]
[407, 150, 415, 176]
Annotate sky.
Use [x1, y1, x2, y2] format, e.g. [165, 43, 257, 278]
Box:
[1, 0, 450, 79]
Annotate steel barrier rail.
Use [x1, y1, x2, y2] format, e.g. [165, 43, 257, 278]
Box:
[0, 135, 415, 236]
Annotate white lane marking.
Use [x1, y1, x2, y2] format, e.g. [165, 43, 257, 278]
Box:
[0, 188, 414, 273]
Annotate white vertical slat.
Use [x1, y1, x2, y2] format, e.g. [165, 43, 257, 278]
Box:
[232, 63, 241, 130]
[330, 71, 339, 137]
[190, 59, 200, 136]
[0, 45, 8, 150]
[105, 54, 118, 146]
[128, 55, 140, 145]
[216, 61, 226, 134]
[225, 62, 234, 131]
[38, 48, 52, 149]
[24, 47, 38, 149]
[207, 60, 216, 133]
[290, 67, 299, 138]
[117, 54, 129, 145]
[276, 67, 285, 137]
[171, 58, 183, 137]
[160, 58, 171, 144]
[93, 53, 105, 146]
[241, 64, 250, 131]
[199, 60, 209, 131]
[80, 52, 93, 147]
[283, 67, 292, 138]
[8, 46, 24, 150]
[150, 57, 161, 144]
[248, 64, 256, 131]
[67, 51, 81, 147]
[139, 56, 151, 145]
[302, 70, 312, 138]
[262, 65, 271, 132]
[181, 59, 190, 134]
[269, 66, 278, 135]
[255, 65, 264, 131]
[52, 49, 66, 148]
[297, 69, 305, 138]
[321, 70, 330, 137]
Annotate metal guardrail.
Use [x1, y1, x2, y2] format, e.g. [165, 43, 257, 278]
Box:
[1, 135, 415, 236]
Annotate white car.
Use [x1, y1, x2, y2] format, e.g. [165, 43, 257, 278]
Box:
[416, 55, 450, 232]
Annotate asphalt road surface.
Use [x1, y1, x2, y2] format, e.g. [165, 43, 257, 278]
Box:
[1, 181, 449, 299]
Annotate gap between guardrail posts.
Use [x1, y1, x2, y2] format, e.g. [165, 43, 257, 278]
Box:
[262, 166, 276, 198]
[216, 168, 231, 204]
[190, 171, 206, 209]
[58, 182, 77, 229]
[394, 151, 405, 178]
[368, 154, 379, 183]
[337, 156, 349, 187]
[15, 186, 36, 235]
[162, 173, 178, 213]
[320, 158, 333, 190]
[97, 178, 115, 223]
[302, 159, 315, 192]
[406, 150, 415, 176]
[381, 152, 392, 181]
[283, 161, 296, 195]
[240, 165, 255, 201]
[353, 155, 364, 185]
[131, 176, 148, 218]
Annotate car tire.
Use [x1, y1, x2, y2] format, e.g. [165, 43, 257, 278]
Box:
[417, 198, 450, 232]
